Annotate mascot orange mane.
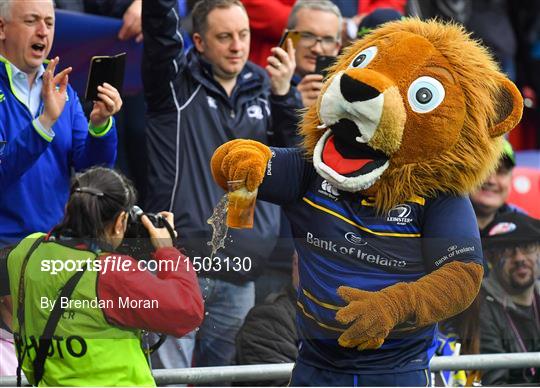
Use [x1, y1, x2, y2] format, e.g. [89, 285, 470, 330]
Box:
[211, 18, 523, 386]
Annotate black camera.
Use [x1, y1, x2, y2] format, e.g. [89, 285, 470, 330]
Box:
[120, 206, 169, 258]
[124, 206, 166, 239]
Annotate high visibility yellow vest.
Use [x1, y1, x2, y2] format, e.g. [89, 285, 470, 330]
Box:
[8, 233, 155, 386]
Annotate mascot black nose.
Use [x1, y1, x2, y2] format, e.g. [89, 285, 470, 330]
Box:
[340, 73, 380, 103]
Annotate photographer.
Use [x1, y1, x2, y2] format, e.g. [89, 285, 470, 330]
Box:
[0, 167, 204, 386]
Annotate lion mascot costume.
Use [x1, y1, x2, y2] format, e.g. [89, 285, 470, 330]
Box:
[211, 18, 523, 386]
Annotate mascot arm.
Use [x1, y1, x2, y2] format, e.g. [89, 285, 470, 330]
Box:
[211, 139, 272, 192]
[335, 260, 483, 350]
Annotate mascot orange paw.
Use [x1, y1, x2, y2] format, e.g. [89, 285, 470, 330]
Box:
[211, 139, 272, 192]
[335, 262, 484, 351]
[336, 287, 397, 350]
[335, 286, 398, 350]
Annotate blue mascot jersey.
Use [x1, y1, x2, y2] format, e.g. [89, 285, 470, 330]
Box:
[259, 147, 483, 373]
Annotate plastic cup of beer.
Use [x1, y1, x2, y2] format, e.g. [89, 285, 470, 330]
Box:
[227, 180, 257, 229]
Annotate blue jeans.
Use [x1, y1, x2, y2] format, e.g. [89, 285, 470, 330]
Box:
[153, 277, 255, 371]
[290, 360, 431, 387]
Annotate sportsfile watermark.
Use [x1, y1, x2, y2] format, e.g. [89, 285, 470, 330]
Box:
[41, 255, 253, 275]
[41, 255, 183, 275]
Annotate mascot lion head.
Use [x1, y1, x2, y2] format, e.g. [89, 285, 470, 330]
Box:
[301, 18, 523, 212]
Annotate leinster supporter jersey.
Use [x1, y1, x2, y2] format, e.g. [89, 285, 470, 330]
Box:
[259, 148, 482, 373]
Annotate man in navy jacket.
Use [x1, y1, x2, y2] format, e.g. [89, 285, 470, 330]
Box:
[143, 0, 301, 370]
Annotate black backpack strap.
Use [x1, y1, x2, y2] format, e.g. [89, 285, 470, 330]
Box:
[14, 235, 91, 386]
[144, 332, 167, 355]
[32, 266, 88, 386]
[15, 236, 45, 387]
[16, 237, 45, 333]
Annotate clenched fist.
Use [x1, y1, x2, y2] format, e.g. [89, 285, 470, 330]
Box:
[211, 139, 272, 192]
[335, 286, 404, 350]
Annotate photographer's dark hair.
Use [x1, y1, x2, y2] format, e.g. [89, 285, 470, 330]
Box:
[56, 167, 136, 238]
[191, 0, 245, 36]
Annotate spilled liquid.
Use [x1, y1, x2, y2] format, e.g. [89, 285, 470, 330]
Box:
[207, 194, 229, 257]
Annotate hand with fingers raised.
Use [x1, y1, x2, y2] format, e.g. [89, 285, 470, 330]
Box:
[210, 139, 272, 192]
[89, 82, 123, 128]
[38, 57, 72, 129]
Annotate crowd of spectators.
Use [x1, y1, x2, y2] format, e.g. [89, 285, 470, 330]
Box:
[434, 146, 539, 386]
[0, 0, 539, 386]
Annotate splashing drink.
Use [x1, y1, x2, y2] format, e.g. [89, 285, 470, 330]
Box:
[227, 180, 257, 229]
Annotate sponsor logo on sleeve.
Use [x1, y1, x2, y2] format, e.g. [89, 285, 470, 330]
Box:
[266, 149, 275, 176]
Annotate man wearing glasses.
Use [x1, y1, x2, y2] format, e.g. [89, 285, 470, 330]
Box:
[286, 0, 342, 108]
[480, 212, 540, 385]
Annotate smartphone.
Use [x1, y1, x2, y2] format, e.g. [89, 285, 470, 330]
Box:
[278, 29, 301, 50]
[315, 55, 336, 78]
[85, 52, 126, 102]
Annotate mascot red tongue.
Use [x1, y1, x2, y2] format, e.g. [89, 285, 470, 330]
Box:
[322, 136, 372, 175]
[210, 17, 523, 385]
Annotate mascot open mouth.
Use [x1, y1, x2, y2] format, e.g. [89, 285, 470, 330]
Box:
[313, 123, 390, 192]
[321, 119, 388, 177]
[311, 71, 392, 192]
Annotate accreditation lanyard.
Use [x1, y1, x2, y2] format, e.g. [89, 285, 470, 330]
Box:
[503, 293, 540, 378]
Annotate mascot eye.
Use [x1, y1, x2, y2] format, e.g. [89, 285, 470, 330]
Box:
[349, 46, 377, 69]
[407, 76, 445, 113]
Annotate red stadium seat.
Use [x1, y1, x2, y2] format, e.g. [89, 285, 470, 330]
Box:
[508, 167, 540, 218]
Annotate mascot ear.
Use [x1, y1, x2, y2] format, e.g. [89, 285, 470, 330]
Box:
[489, 78, 523, 137]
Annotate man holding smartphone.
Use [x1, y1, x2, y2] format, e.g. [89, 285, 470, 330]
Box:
[0, 0, 122, 246]
[287, 0, 342, 107]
